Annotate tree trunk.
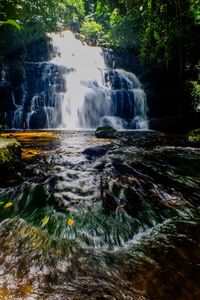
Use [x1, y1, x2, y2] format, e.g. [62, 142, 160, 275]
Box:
[175, 0, 183, 83]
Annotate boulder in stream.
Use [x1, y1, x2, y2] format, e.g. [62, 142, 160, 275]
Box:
[0, 136, 21, 172]
[82, 146, 107, 158]
[95, 126, 118, 139]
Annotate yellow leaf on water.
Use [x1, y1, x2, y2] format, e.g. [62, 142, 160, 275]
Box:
[67, 219, 74, 227]
[151, 244, 159, 249]
[4, 202, 13, 208]
[42, 216, 49, 226]
[18, 284, 33, 294]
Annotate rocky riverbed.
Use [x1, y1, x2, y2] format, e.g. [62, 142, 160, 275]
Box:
[0, 130, 199, 299]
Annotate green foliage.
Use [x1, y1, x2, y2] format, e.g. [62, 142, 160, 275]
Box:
[138, 0, 200, 76]
[0, 0, 199, 85]
[101, 0, 200, 82]
[107, 8, 141, 50]
[185, 79, 200, 112]
[188, 128, 200, 143]
[0, 0, 85, 31]
[0, 0, 85, 61]
[80, 20, 104, 45]
[0, 19, 21, 30]
[191, 0, 200, 24]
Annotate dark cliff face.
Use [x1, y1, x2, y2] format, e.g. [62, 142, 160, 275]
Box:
[103, 48, 194, 129]
[0, 34, 54, 127]
[103, 48, 141, 75]
[0, 62, 67, 129]
[0, 64, 21, 125]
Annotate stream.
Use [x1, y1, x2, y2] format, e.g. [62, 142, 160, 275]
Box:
[0, 130, 200, 299]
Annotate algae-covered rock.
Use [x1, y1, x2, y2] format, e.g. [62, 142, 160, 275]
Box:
[0, 137, 21, 171]
[95, 126, 118, 139]
[188, 128, 200, 143]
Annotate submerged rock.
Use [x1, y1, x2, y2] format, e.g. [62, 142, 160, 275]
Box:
[95, 126, 118, 139]
[0, 137, 21, 172]
[82, 146, 107, 158]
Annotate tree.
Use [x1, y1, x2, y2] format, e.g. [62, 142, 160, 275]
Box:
[80, 20, 104, 45]
[0, 0, 85, 61]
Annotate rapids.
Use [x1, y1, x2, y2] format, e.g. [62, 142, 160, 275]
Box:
[0, 130, 200, 299]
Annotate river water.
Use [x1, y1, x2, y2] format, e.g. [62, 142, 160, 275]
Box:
[0, 130, 200, 299]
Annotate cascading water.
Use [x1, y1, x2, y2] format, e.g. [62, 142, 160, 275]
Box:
[2, 31, 148, 130]
[50, 31, 148, 129]
[1, 31, 148, 129]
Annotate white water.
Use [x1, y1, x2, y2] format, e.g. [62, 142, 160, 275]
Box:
[48, 30, 148, 130]
[4, 30, 148, 130]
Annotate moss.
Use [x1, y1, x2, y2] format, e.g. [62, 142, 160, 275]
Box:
[0, 137, 21, 171]
[95, 126, 118, 139]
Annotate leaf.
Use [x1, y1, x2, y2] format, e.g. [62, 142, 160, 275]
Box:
[0, 202, 4, 205]
[0, 19, 21, 30]
[42, 216, 49, 226]
[96, 1, 102, 17]
[4, 202, 13, 208]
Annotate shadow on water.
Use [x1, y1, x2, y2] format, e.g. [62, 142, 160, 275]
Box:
[0, 130, 200, 299]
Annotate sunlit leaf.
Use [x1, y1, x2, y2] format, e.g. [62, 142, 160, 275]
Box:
[96, 1, 102, 17]
[0, 202, 4, 205]
[4, 202, 13, 208]
[18, 284, 33, 294]
[42, 216, 49, 226]
[0, 19, 21, 30]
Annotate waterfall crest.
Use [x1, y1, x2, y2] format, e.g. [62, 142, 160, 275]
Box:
[3, 31, 148, 130]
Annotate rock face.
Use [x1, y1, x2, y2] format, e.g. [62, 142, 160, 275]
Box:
[95, 126, 118, 139]
[0, 137, 21, 172]
[0, 63, 65, 129]
[149, 113, 200, 133]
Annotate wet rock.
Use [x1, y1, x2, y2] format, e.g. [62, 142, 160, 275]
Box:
[95, 126, 118, 139]
[82, 146, 107, 158]
[100, 178, 119, 212]
[101, 175, 149, 216]
[100, 145, 195, 217]
[28, 108, 48, 129]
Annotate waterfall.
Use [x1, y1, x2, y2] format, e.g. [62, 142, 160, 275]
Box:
[2, 31, 148, 130]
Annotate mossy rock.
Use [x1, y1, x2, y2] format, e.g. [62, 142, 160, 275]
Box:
[0, 137, 22, 172]
[95, 126, 118, 139]
[188, 128, 200, 143]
